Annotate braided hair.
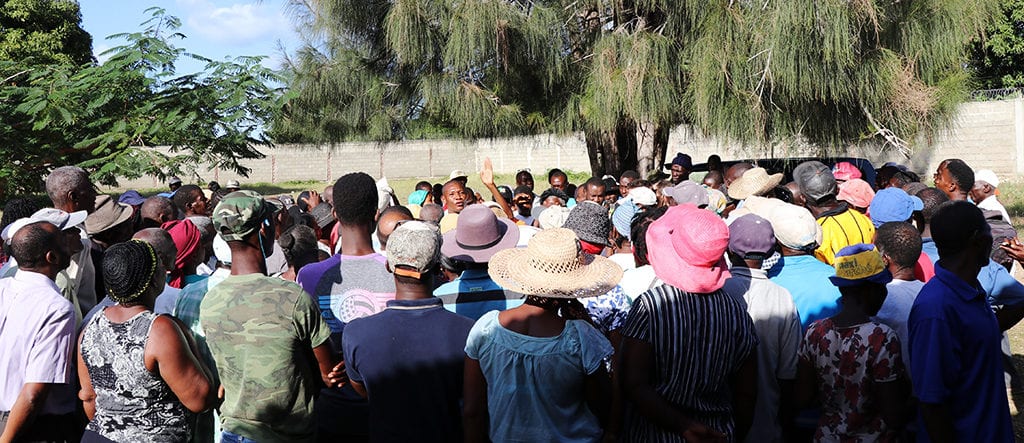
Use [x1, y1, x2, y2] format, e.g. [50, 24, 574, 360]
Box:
[102, 240, 159, 305]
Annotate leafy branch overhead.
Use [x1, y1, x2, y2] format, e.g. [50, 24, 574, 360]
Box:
[276, 0, 1005, 170]
[0, 7, 284, 199]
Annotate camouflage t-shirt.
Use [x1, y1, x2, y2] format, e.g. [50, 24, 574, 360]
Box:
[199, 273, 331, 442]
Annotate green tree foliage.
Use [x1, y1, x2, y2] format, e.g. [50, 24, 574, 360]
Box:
[970, 0, 1024, 89]
[0, 0, 93, 65]
[0, 8, 283, 199]
[278, 0, 1000, 176]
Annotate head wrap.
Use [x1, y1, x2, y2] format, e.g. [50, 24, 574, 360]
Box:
[162, 219, 201, 289]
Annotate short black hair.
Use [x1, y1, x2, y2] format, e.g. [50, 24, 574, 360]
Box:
[620, 170, 639, 180]
[172, 185, 203, 213]
[931, 200, 988, 258]
[513, 185, 534, 197]
[516, 170, 533, 182]
[11, 221, 60, 268]
[874, 222, 922, 268]
[379, 204, 414, 220]
[415, 181, 433, 192]
[548, 168, 567, 181]
[915, 187, 950, 224]
[332, 172, 379, 226]
[279, 224, 319, 270]
[943, 159, 974, 192]
[1, 198, 40, 233]
[539, 188, 569, 204]
[630, 206, 667, 267]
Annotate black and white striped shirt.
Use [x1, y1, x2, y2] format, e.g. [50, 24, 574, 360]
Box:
[620, 284, 759, 442]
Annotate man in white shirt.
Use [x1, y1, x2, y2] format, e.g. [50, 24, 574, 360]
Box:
[972, 169, 1011, 222]
[872, 221, 925, 373]
[46, 166, 99, 315]
[0, 221, 77, 440]
[722, 214, 801, 443]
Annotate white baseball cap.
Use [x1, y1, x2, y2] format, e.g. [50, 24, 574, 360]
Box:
[975, 169, 1000, 189]
[1, 208, 87, 244]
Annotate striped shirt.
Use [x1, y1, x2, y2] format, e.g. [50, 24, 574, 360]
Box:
[814, 204, 875, 265]
[620, 284, 759, 442]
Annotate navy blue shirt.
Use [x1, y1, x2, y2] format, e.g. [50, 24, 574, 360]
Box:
[908, 263, 1014, 442]
[342, 298, 474, 443]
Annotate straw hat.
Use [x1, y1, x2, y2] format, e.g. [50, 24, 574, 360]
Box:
[488, 228, 622, 298]
[728, 167, 783, 200]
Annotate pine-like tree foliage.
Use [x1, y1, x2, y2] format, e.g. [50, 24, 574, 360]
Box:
[278, 0, 1001, 157]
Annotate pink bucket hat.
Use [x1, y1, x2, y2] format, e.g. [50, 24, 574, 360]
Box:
[832, 161, 863, 182]
[645, 204, 731, 293]
[837, 178, 875, 209]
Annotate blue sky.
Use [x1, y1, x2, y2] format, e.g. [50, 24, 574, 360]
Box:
[78, 0, 302, 73]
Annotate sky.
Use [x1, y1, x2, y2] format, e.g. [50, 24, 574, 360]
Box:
[77, 0, 303, 73]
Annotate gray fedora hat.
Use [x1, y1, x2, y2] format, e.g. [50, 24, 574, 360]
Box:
[441, 204, 520, 263]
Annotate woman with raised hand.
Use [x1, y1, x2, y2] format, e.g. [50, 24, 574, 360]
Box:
[78, 240, 218, 442]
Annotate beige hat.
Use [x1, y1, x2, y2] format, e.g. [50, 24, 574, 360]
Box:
[488, 228, 622, 298]
[767, 203, 821, 251]
[728, 167, 783, 200]
[537, 205, 572, 229]
[85, 195, 134, 234]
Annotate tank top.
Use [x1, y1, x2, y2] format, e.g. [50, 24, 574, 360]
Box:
[81, 309, 191, 442]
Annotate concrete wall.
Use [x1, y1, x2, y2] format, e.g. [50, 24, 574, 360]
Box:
[117, 96, 1024, 189]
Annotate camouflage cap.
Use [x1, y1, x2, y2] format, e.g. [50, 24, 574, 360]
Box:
[213, 190, 273, 242]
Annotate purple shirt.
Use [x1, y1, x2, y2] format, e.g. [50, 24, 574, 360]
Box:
[0, 270, 76, 414]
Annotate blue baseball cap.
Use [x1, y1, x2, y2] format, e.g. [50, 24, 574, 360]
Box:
[829, 243, 893, 287]
[869, 187, 923, 227]
[665, 153, 692, 170]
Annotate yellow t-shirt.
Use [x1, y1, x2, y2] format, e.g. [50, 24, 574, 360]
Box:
[815, 208, 875, 265]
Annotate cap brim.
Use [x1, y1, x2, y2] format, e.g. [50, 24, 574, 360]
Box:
[829, 269, 893, 287]
[64, 211, 88, 230]
[441, 218, 520, 263]
[488, 249, 622, 298]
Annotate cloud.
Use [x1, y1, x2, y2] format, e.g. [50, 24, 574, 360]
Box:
[180, 0, 290, 46]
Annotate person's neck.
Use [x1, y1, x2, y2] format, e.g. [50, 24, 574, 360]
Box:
[948, 190, 968, 201]
[394, 280, 433, 300]
[20, 265, 59, 281]
[807, 200, 841, 218]
[831, 300, 871, 328]
[229, 244, 267, 276]
[779, 246, 808, 257]
[939, 254, 982, 285]
[889, 264, 916, 281]
[920, 224, 933, 239]
[338, 224, 375, 256]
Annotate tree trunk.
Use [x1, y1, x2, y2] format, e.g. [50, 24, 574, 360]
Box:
[636, 120, 670, 179]
[585, 120, 639, 179]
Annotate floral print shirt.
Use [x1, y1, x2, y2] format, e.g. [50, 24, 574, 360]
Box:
[799, 319, 904, 442]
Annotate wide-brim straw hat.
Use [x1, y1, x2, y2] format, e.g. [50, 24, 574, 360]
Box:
[728, 167, 783, 200]
[489, 228, 623, 298]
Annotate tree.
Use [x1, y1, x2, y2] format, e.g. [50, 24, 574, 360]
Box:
[0, 0, 93, 65]
[970, 0, 1024, 89]
[278, 0, 1000, 178]
[0, 8, 283, 200]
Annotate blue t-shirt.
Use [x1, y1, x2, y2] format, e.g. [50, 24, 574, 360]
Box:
[908, 263, 1014, 442]
[296, 253, 396, 348]
[921, 237, 1024, 308]
[465, 310, 612, 443]
[343, 298, 473, 442]
[434, 269, 524, 320]
[768, 255, 841, 330]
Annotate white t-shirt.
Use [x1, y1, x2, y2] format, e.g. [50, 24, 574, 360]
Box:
[619, 265, 661, 301]
[873, 278, 924, 374]
[0, 270, 76, 414]
[609, 253, 637, 272]
[977, 195, 1011, 223]
[721, 266, 801, 443]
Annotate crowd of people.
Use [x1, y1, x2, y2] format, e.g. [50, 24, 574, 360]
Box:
[0, 153, 1022, 442]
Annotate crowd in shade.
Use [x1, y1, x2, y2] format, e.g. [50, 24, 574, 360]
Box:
[2, 153, 1024, 443]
